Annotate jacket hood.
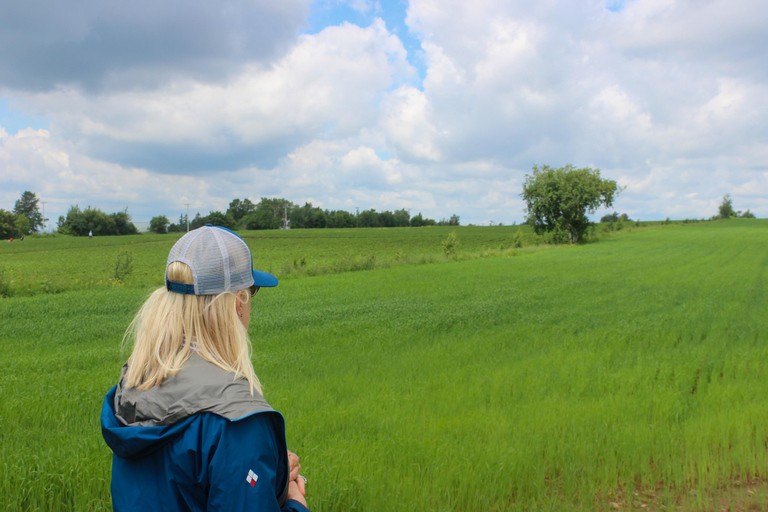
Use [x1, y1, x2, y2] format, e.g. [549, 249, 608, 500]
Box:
[101, 353, 275, 459]
[101, 387, 198, 459]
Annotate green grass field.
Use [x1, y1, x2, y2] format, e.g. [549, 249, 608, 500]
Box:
[1, 220, 767, 511]
[0, 225, 537, 296]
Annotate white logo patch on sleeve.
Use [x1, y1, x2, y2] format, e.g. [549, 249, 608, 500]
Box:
[246, 469, 258, 487]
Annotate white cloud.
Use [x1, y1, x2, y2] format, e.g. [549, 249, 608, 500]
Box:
[11, 19, 415, 171]
[2, 0, 768, 225]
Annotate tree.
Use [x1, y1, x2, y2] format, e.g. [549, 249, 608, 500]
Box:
[393, 209, 410, 227]
[190, 213, 207, 230]
[521, 164, 620, 244]
[57, 205, 137, 236]
[14, 214, 30, 237]
[242, 198, 293, 230]
[149, 215, 170, 234]
[378, 210, 395, 228]
[227, 198, 256, 225]
[718, 194, 736, 219]
[13, 191, 44, 232]
[111, 209, 138, 235]
[326, 210, 355, 228]
[206, 211, 237, 230]
[0, 209, 16, 239]
[358, 209, 380, 228]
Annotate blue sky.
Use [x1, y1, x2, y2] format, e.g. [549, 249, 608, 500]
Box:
[0, 98, 48, 134]
[305, 0, 427, 84]
[1, 0, 767, 228]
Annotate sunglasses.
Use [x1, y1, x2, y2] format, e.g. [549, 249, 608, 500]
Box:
[249, 286, 260, 297]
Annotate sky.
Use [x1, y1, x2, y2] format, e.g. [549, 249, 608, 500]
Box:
[1, 0, 767, 228]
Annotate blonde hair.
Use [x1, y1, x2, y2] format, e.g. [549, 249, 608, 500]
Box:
[122, 261, 262, 395]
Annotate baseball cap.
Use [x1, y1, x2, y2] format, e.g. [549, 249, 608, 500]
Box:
[165, 224, 278, 295]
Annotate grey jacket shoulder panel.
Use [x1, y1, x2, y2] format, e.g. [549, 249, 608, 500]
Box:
[115, 353, 273, 427]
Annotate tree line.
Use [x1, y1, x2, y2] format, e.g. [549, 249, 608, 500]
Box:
[4, 177, 756, 241]
[148, 198, 460, 234]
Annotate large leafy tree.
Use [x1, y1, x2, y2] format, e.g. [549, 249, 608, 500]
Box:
[242, 198, 293, 230]
[13, 191, 44, 233]
[521, 164, 620, 243]
[289, 202, 327, 229]
[326, 210, 356, 228]
[149, 215, 170, 234]
[205, 211, 237, 230]
[227, 198, 256, 224]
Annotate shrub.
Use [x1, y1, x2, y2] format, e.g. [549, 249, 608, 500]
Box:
[543, 229, 570, 245]
[512, 230, 523, 248]
[113, 251, 134, 283]
[442, 232, 460, 256]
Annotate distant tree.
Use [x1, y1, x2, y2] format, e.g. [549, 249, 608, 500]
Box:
[58, 205, 86, 235]
[600, 212, 619, 223]
[227, 198, 256, 224]
[718, 194, 736, 219]
[521, 164, 620, 243]
[168, 213, 188, 232]
[242, 198, 293, 230]
[149, 215, 170, 234]
[439, 214, 460, 226]
[326, 210, 356, 228]
[289, 202, 328, 229]
[84, 207, 116, 236]
[0, 209, 15, 239]
[205, 211, 237, 230]
[410, 213, 424, 227]
[14, 214, 30, 237]
[111, 209, 138, 235]
[58, 205, 136, 236]
[740, 209, 756, 218]
[379, 210, 395, 228]
[13, 191, 44, 232]
[358, 209, 380, 228]
[393, 209, 410, 227]
[190, 212, 207, 230]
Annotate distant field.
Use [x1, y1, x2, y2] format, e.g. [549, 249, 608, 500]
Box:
[0, 225, 539, 296]
[1, 219, 767, 511]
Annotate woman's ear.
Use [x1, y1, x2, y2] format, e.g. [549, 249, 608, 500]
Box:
[235, 294, 243, 319]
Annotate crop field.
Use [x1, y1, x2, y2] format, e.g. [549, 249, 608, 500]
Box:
[0, 225, 538, 296]
[1, 220, 767, 511]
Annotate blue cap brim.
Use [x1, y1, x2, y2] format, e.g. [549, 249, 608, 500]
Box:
[253, 269, 278, 287]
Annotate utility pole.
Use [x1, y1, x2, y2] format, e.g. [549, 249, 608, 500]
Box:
[185, 203, 190, 232]
[41, 201, 47, 233]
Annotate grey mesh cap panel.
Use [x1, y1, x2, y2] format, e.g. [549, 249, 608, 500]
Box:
[165, 225, 275, 295]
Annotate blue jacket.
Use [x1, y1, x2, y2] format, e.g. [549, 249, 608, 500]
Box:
[101, 355, 310, 512]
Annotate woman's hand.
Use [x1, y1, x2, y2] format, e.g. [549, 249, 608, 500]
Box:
[286, 479, 308, 507]
[288, 450, 301, 483]
[287, 450, 307, 497]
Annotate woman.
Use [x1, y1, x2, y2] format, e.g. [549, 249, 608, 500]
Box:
[101, 225, 310, 512]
